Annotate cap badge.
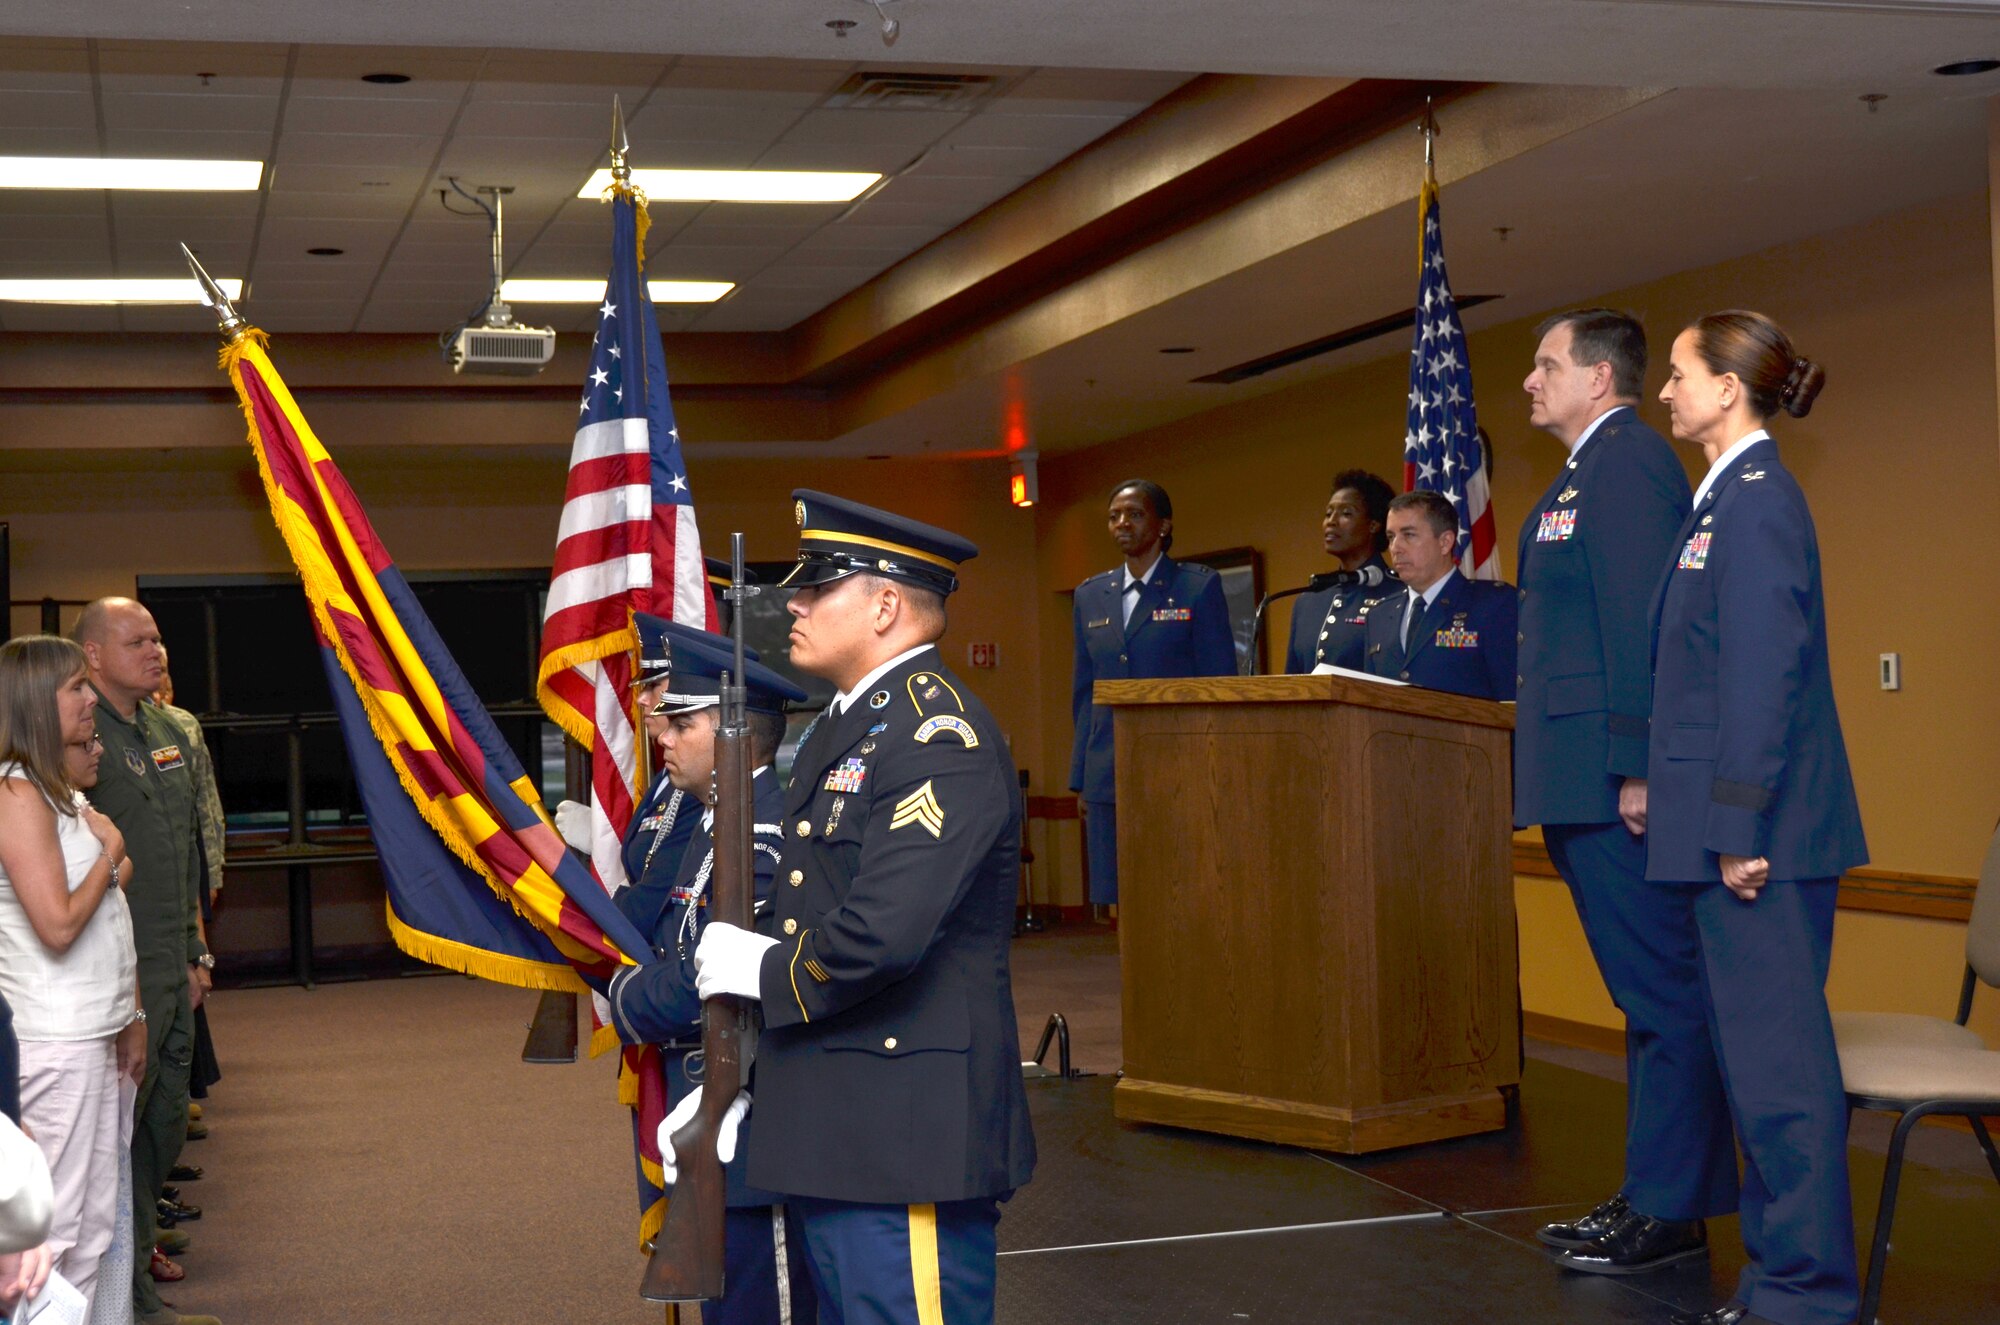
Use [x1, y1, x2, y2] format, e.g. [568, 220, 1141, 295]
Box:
[794, 499, 806, 526]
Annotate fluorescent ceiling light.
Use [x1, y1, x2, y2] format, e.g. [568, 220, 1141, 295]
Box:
[502, 278, 734, 304]
[0, 157, 263, 191]
[575, 169, 879, 203]
[0, 278, 245, 305]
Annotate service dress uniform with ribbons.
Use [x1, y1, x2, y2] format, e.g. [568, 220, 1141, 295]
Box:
[715, 492, 1036, 1325]
[1068, 556, 1235, 904]
[1646, 431, 1866, 1325]
[607, 624, 816, 1325]
[1282, 552, 1399, 673]
[612, 613, 705, 938]
[1361, 567, 1519, 700]
[84, 690, 205, 1318]
[1513, 406, 1740, 1226]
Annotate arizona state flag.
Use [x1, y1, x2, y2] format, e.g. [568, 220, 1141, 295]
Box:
[215, 327, 655, 987]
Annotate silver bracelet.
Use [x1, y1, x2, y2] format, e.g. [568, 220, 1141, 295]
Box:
[103, 851, 119, 889]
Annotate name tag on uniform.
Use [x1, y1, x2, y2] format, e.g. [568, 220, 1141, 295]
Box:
[823, 759, 868, 794]
[1678, 532, 1712, 570]
[1435, 626, 1480, 649]
[1085, 617, 1113, 630]
[151, 745, 186, 773]
[1535, 509, 1578, 542]
[1151, 607, 1192, 622]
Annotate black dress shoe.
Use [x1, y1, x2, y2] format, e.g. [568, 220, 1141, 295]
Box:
[168, 1163, 204, 1183]
[1550, 1210, 1706, 1275]
[159, 1196, 203, 1221]
[1669, 1303, 1751, 1325]
[1536, 1193, 1630, 1249]
[154, 1204, 177, 1229]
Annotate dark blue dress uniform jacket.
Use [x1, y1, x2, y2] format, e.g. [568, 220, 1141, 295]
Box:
[1514, 409, 1691, 828]
[1283, 554, 1399, 674]
[606, 767, 788, 1207]
[1645, 438, 1867, 882]
[1069, 558, 1236, 802]
[1362, 571, 1519, 700]
[614, 773, 699, 936]
[750, 649, 1037, 1206]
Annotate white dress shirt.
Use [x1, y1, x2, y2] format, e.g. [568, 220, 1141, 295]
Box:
[1690, 428, 1771, 510]
[1565, 403, 1629, 462]
[1120, 553, 1164, 628]
[1401, 568, 1459, 650]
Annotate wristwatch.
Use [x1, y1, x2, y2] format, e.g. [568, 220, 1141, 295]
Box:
[195, 953, 216, 971]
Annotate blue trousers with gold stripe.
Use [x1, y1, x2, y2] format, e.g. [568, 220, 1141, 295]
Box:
[788, 1195, 1003, 1325]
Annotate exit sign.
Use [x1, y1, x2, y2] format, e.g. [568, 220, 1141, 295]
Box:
[968, 642, 999, 669]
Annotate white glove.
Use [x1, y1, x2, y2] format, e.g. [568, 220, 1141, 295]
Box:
[694, 922, 778, 1002]
[554, 799, 592, 853]
[657, 1088, 751, 1185]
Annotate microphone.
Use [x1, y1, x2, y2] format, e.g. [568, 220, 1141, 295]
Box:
[1248, 565, 1390, 676]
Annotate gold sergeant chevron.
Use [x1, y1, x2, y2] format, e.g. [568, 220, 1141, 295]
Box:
[890, 779, 945, 837]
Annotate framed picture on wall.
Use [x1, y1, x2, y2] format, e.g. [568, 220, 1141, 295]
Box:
[1181, 546, 1264, 676]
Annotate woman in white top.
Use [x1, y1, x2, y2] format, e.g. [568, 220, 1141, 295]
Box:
[0, 636, 141, 1315]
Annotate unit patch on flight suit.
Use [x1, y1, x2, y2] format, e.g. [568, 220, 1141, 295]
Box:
[1678, 532, 1713, 570]
[125, 748, 147, 778]
[890, 780, 945, 838]
[914, 714, 979, 748]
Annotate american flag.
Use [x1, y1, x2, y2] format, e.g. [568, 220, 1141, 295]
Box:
[537, 186, 717, 901]
[1404, 166, 1498, 578]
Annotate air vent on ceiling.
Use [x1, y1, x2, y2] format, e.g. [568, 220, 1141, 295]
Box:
[825, 72, 997, 110]
[1193, 296, 1502, 386]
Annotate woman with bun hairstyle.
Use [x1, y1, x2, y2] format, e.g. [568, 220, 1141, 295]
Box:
[1648, 312, 1866, 1325]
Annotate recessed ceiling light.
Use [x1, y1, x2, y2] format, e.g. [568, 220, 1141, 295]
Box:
[1933, 58, 2000, 76]
[500, 278, 734, 304]
[0, 156, 263, 191]
[306, 246, 345, 256]
[1159, 346, 1197, 354]
[0, 277, 245, 304]
[361, 72, 412, 85]
[575, 169, 880, 203]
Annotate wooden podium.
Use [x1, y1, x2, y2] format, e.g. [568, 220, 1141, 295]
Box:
[1094, 673, 1518, 1153]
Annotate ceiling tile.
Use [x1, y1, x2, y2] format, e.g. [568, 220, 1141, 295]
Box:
[905, 144, 1054, 179]
[260, 215, 403, 252]
[778, 109, 969, 148]
[679, 201, 848, 232]
[472, 56, 667, 104]
[455, 100, 624, 140]
[100, 128, 273, 159]
[262, 189, 416, 221]
[0, 88, 95, 129]
[942, 112, 1127, 152]
[1002, 68, 1190, 115]
[0, 212, 110, 245]
[0, 50, 91, 90]
[268, 163, 426, 195]
[289, 46, 483, 90]
[101, 92, 279, 134]
[791, 220, 944, 250]
[0, 126, 100, 156]
[283, 94, 465, 137]
[752, 264, 890, 291]
[747, 139, 927, 174]
[276, 132, 441, 168]
[107, 191, 260, 219]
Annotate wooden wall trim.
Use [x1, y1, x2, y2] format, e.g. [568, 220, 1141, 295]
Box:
[1513, 841, 1976, 923]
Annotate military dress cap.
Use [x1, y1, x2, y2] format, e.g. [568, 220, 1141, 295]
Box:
[782, 489, 978, 597]
[634, 611, 676, 683]
[652, 620, 803, 716]
[705, 557, 759, 590]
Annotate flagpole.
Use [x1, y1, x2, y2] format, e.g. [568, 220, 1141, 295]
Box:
[180, 242, 249, 343]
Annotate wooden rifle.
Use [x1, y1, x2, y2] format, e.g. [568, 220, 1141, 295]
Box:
[640, 532, 757, 1303]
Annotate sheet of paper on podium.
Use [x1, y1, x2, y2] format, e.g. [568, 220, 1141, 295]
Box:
[1311, 662, 1409, 685]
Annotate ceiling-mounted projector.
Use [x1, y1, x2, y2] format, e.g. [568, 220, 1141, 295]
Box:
[438, 179, 554, 377]
[445, 323, 554, 376]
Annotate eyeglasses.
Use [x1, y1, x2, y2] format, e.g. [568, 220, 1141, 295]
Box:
[83, 735, 103, 752]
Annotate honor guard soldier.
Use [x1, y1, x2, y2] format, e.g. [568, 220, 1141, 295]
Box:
[676, 490, 1036, 1325]
[606, 622, 816, 1325]
[1514, 311, 1729, 1278]
[1363, 491, 1518, 700]
[1069, 479, 1235, 908]
[1283, 469, 1400, 673]
[556, 612, 699, 935]
[72, 599, 220, 1325]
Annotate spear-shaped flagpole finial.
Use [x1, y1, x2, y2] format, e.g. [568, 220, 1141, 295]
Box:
[610, 94, 631, 185]
[1421, 96, 1438, 171]
[180, 241, 248, 341]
